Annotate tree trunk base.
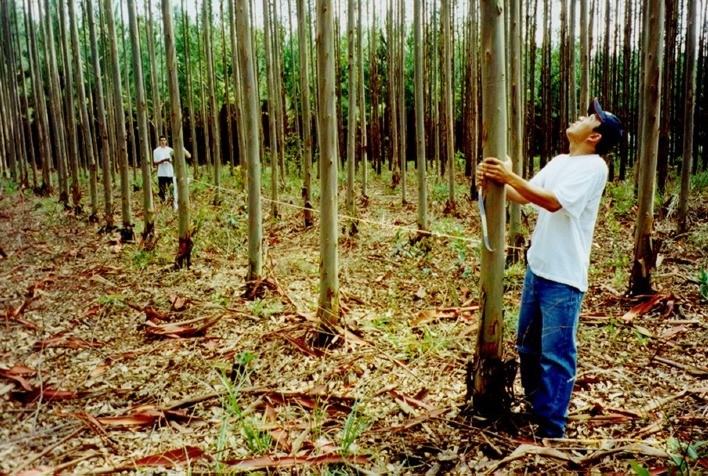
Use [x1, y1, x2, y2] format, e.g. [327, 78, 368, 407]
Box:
[463, 356, 517, 421]
[88, 213, 99, 224]
[629, 234, 662, 296]
[141, 222, 156, 251]
[119, 224, 135, 243]
[242, 276, 276, 300]
[175, 233, 193, 269]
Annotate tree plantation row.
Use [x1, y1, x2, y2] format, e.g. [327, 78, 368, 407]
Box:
[0, 0, 706, 415]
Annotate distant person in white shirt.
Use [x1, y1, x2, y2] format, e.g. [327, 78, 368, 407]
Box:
[153, 135, 191, 210]
[476, 98, 623, 438]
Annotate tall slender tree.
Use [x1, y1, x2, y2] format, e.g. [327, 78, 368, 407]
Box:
[128, 0, 156, 244]
[162, 0, 192, 267]
[105, 0, 134, 242]
[297, 0, 314, 227]
[678, 0, 697, 233]
[203, 0, 222, 204]
[579, 0, 590, 110]
[68, 0, 98, 218]
[509, 0, 524, 258]
[316, 0, 340, 341]
[263, 0, 280, 217]
[236, 0, 263, 284]
[86, 0, 113, 231]
[345, 0, 358, 220]
[414, 0, 427, 232]
[441, 0, 455, 208]
[469, 0, 508, 419]
[630, 0, 664, 295]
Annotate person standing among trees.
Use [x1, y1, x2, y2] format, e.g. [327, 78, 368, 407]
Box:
[153, 135, 191, 210]
[476, 98, 623, 438]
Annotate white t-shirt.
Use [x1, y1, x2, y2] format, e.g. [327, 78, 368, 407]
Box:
[526, 154, 608, 292]
[153, 146, 174, 177]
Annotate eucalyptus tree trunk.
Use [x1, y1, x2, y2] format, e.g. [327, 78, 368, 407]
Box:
[509, 0, 524, 260]
[0, 3, 20, 184]
[568, 0, 577, 120]
[162, 0, 191, 268]
[387, 0, 399, 184]
[220, 0, 234, 174]
[68, 0, 98, 218]
[128, 0, 156, 243]
[272, 2, 287, 183]
[469, 0, 508, 420]
[121, 5, 138, 183]
[22, 4, 45, 194]
[370, 13, 382, 175]
[630, 0, 664, 296]
[262, 0, 279, 218]
[316, 0, 340, 340]
[203, 0, 222, 204]
[345, 0, 357, 220]
[677, 0, 697, 234]
[441, 0, 455, 208]
[183, 0, 200, 179]
[12, 5, 37, 190]
[541, 0, 551, 166]
[525, 0, 538, 177]
[297, 0, 314, 227]
[228, 0, 247, 185]
[105, 0, 134, 242]
[619, 0, 631, 180]
[25, 0, 52, 194]
[657, 0, 677, 194]
[397, 0, 407, 204]
[357, 0, 368, 199]
[559, 0, 569, 152]
[87, 0, 113, 231]
[236, 0, 263, 284]
[579, 0, 589, 111]
[146, 0, 162, 142]
[43, 0, 70, 207]
[414, 0, 427, 232]
[56, 0, 83, 211]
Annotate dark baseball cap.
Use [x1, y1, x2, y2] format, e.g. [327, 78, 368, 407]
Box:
[588, 97, 623, 155]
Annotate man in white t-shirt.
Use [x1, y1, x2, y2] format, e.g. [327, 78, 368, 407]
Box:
[153, 135, 192, 210]
[476, 98, 623, 438]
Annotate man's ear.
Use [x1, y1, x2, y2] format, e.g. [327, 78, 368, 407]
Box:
[587, 132, 602, 147]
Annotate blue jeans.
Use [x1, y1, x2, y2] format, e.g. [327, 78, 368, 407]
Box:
[517, 268, 584, 437]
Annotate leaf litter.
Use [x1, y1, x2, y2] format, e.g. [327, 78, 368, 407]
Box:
[0, 179, 706, 474]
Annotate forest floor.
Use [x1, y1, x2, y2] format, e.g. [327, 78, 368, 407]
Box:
[1, 166, 707, 475]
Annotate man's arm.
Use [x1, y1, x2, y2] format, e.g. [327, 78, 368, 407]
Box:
[479, 157, 561, 212]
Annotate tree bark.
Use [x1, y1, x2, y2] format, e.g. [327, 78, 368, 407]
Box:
[236, 0, 263, 283]
[470, 0, 509, 419]
[203, 0, 222, 205]
[162, 0, 192, 268]
[128, 0, 156, 244]
[345, 0, 358, 219]
[414, 0, 427, 231]
[86, 0, 113, 231]
[297, 0, 314, 227]
[316, 0, 340, 340]
[104, 0, 134, 242]
[630, 0, 664, 296]
[677, 0, 697, 233]
[508, 0, 524, 261]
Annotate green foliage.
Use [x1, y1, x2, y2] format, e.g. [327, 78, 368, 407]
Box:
[604, 180, 636, 217]
[340, 402, 369, 455]
[98, 293, 127, 308]
[628, 460, 651, 476]
[697, 269, 708, 301]
[666, 437, 707, 474]
[247, 299, 284, 318]
[130, 250, 155, 269]
[690, 170, 708, 192]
